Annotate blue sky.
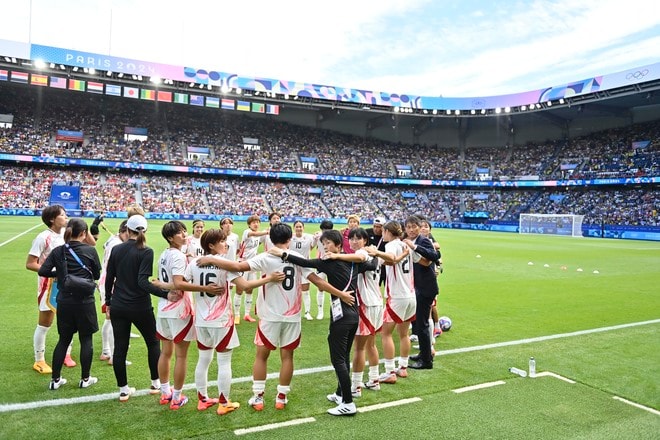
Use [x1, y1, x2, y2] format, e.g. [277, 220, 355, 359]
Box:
[2, 0, 659, 97]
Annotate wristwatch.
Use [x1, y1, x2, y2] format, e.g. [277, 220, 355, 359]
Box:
[281, 252, 288, 261]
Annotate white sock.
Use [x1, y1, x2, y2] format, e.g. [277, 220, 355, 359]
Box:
[101, 319, 113, 355]
[233, 293, 242, 317]
[172, 388, 182, 401]
[398, 356, 409, 369]
[428, 318, 434, 341]
[302, 290, 311, 314]
[161, 382, 171, 396]
[195, 349, 213, 398]
[34, 324, 50, 362]
[351, 371, 363, 389]
[317, 291, 325, 313]
[252, 379, 266, 397]
[244, 293, 253, 316]
[384, 359, 395, 374]
[368, 365, 380, 381]
[66, 342, 73, 356]
[217, 351, 233, 402]
[277, 384, 290, 399]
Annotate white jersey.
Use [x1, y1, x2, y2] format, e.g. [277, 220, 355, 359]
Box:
[99, 234, 122, 297]
[157, 247, 194, 319]
[184, 236, 204, 259]
[384, 239, 415, 299]
[225, 232, 239, 261]
[313, 232, 326, 259]
[262, 234, 274, 252]
[289, 233, 316, 258]
[247, 250, 312, 322]
[185, 255, 239, 328]
[239, 229, 262, 261]
[29, 228, 64, 295]
[354, 249, 382, 307]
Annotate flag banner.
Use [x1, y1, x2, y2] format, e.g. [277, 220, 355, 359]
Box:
[251, 102, 265, 113]
[266, 104, 280, 115]
[124, 86, 139, 98]
[206, 96, 220, 108]
[237, 100, 250, 111]
[30, 74, 48, 86]
[221, 99, 234, 110]
[10, 71, 28, 83]
[190, 95, 204, 106]
[157, 90, 172, 102]
[174, 92, 188, 104]
[105, 84, 121, 96]
[87, 81, 104, 93]
[0, 70, 8, 81]
[49, 76, 67, 89]
[140, 89, 156, 100]
[68, 79, 85, 91]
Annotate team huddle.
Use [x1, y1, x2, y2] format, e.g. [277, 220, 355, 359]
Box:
[28, 205, 442, 417]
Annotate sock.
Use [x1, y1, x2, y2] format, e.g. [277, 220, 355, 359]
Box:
[252, 379, 266, 397]
[233, 293, 242, 317]
[302, 290, 310, 314]
[172, 388, 182, 401]
[244, 293, 253, 316]
[351, 372, 363, 389]
[368, 365, 380, 382]
[161, 382, 171, 396]
[34, 324, 50, 362]
[195, 349, 213, 398]
[428, 318, 434, 341]
[384, 359, 395, 374]
[101, 319, 113, 355]
[217, 351, 233, 403]
[120, 385, 131, 394]
[151, 379, 161, 389]
[66, 342, 73, 357]
[276, 384, 290, 400]
[398, 356, 409, 369]
[317, 292, 325, 314]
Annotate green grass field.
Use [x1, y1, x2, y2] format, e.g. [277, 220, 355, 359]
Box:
[0, 216, 658, 439]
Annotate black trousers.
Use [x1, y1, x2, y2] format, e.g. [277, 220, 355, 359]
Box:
[414, 292, 436, 363]
[52, 302, 98, 380]
[110, 306, 160, 387]
[328, 318, 358, 404]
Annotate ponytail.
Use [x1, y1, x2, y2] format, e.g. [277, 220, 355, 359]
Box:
[64, 218, 88, 243]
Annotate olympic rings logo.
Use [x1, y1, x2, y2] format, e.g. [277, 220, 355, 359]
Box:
[626, 70, 649, 80]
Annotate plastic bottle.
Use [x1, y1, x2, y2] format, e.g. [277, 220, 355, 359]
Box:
[529, 357, 536, 378]
[509, 367, 527, 377]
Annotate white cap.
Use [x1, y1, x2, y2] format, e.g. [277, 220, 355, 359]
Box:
[126, 214, 148, 232]
[373, 217, 386, 225]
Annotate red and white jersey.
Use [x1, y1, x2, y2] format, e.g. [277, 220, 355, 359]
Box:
[185, 254, 239, 328]
[225, 232, 239, 261]
[262, 234, 274, 252]
[384, 239, 415, 299]
[247, 250, 313, 322]
[184, 236, 204, 259]
[313, 232, 326, 259]
[239, 230, 262, 261]
[99, 234, 122, 296]
[157, 247, 194, 319]
[29, 228, 64, 294]
[354, 249, 383, 307]
[289, 233, 316, 258]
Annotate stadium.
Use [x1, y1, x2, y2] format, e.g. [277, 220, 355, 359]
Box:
[1, 3, 659, 439]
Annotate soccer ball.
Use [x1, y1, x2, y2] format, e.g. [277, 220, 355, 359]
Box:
[439, 316, 452, 332]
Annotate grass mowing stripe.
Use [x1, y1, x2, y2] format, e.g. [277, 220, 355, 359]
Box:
[612, 396, 660, 416]
[234, 417, 316, 436]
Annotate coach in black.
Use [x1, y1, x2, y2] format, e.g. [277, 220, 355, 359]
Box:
[403, 215, 440, 369]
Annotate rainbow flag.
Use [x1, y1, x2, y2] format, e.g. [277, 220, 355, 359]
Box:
[68, 79, 85, 91]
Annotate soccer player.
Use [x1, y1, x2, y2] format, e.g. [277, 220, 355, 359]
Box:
[341, 214, 360, 254]
[235, 215, 268, 324]
[219, 217, 239, 261]
[185, 228, 284, 415]
[289, 221, 317, 321]
[183, 219, 205, 261]
[365, 220, 416, 383]
[261, 212, 281, 252]
[26, 204, 73, 373]
[313, 220, 334, 319]
[156, 221, 224, 410]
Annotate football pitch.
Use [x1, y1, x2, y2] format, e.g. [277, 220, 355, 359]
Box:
[0, 216, 658, 439]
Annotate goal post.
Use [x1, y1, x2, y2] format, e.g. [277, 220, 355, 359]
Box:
[519, 214, 584, 237]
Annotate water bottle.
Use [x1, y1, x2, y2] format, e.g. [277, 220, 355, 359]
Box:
[529, 357, 536, 378]
[509, 367, 527, 377]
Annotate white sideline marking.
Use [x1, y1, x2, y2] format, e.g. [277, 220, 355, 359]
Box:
[612, 396, 660, 416]
[0, 223, 42, 248]
[357, 397, 422, 413]
[535, 371, 576, 383]
[452, 380, 506, 394]
[234, 417, 316, 436]
[1, 319, 658, 413]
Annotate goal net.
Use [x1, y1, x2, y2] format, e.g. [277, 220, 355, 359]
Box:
[519, 214, 584, 237]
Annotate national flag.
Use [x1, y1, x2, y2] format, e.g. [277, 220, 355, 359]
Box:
[251, 102, 265, 113]
[221, 99, 234, 110]
[10, 71, 28, 83]
[30, 74, 48, 87]
[105, 84, 121, 96]
[190, 95, 204, 106]
[124, 86, 139, 98]
[173, 93, 188, 104]
[140, 89, 155, 100]
[157, 91, 172, 102]
[0, 70, 7, 81]
[49, 76, 67, 89]
[69, 79, 85, 91]
[87, 81, 104, 93]
[266, 104, 280, 115]
[206, 97, 220, 108]
[237, 100, 250, 112]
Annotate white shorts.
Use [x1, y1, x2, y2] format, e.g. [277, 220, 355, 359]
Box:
[196, 326, 239, 351]
[384, 297, 417, 323]
[38, 278, 54, 312]
[254, 320, 301, 350]
[357, 304, 384, 336]
[157, 316, 196, 342]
